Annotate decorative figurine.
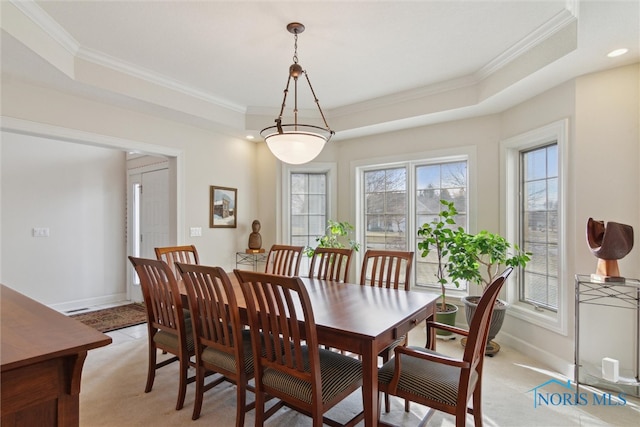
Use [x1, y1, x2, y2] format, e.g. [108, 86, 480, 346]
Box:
[586, 217, 634, 282]
[247, 219, 264, 252]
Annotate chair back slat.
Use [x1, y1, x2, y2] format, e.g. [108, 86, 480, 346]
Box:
[360, 250, 414, 290]
[155, 245, 200, 280]
[308, 247, 353, 282]
[128, 256, 185, 333]
[176, 263, 241, 355]
[234, 270, 320, 385]
[265, 244, 304, 276]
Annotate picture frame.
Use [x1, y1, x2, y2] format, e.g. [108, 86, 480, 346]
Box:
[210, 186, 237, 228]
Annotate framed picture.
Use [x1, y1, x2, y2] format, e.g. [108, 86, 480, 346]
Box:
[210, 186, 237, 228]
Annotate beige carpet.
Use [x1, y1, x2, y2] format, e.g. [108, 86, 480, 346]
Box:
[80, 325, 640, 426]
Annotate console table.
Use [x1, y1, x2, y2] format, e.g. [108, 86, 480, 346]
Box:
[236, 251, 267, 271]
[574, 275, 640, 397]
[1, 285, 112, 426]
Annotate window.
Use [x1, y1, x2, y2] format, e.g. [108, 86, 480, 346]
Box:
[415, 161, 468, 291]
[520, 144, 558, 310]
[281, 163, 337, 275]
[501, 119, 567, 334]
[363, 167, 408, 250]
[357, 151, 471, 291]
[290, 172, 327, 248]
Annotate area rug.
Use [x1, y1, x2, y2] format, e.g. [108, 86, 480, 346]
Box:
[71, 303, 147, 333]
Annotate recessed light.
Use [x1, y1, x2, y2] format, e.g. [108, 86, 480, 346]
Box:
[607, 48, 628, 58]
[246, 135, 255, 140]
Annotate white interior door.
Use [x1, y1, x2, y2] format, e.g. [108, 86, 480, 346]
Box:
[128, 165, 169, 302]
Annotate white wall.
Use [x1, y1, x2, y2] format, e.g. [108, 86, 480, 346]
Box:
[1, 78, 260, 309]
[1, 132, 127, 307]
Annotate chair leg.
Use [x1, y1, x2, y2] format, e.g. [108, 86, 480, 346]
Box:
[175, 355, 188, 410]
[472, 388, 482, 427]
[381, 349, 392, 413]
[191, 366, 205, 420]
[145, 341, 157, 393]
[255, 390, 266, 427]
[236, 383, 247, 427]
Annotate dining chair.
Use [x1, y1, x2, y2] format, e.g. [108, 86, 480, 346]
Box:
[127, 256, 195, 411]
[175, 263, 255, 425]
[359, 249, 414, 412]
[264, 244, 303, 276]
[155, 245, 200, 280]
[234, 269, 365, 427]
[308, 247, 354, 282]
[378, 267, 513, 427]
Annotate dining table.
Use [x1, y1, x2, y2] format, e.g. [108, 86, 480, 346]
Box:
[179, 272, 438, 427]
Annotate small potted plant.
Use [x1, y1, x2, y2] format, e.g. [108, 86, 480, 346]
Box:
[417, 200, 463, 336]
[304, 220, 360, 257]
[447, 229, 531, 353]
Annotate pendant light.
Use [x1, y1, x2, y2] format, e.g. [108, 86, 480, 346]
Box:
[260, 22, 334, 164]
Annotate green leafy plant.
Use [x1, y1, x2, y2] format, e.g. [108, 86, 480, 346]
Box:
[417, 200, 461, 310]
[447, 229, 531, 293]
[304, 220, 360, 257]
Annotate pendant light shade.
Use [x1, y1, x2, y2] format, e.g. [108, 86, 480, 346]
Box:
[261, 23, 334, 164]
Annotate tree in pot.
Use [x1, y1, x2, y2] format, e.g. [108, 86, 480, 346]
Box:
[447, 229, 531, 354]
[417, 200, 464, 338]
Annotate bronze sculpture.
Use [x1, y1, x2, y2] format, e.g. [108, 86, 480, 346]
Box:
[586, 217, 634, 281]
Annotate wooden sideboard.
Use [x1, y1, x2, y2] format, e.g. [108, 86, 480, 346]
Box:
[1, 284, 112, 426]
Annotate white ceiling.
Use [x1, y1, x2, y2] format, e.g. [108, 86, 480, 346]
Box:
[1, 1, 638, 141]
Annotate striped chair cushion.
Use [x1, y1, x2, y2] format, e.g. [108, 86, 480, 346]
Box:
[378, 346, 477, 407]
[153, 321, 195, 352]
[262, 347, 362, 405]
[201, 329, 254, 375]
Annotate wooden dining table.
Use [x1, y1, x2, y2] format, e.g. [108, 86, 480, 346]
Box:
[180, 272, 438, 427]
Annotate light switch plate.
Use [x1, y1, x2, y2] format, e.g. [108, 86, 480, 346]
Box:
[33, 227, 50, 237]
[190, 227, 202, 237]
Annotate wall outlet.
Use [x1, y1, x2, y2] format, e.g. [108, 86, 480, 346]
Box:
[33, 227, 50, 237]
[190, 227, 202, 237]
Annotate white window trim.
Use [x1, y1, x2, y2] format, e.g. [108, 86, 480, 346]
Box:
[280, 162, 337, 245]
[351, 146, 477, 286]
[500, 119, 569, 335]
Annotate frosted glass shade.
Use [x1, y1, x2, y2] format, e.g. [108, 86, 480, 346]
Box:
[261, 124, 333, 165]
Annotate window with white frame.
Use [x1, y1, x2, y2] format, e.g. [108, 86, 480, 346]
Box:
[520, 144, 558, 310]
[358, 154, 470, 291]
[501, 119, 567, 333]
[290, 172, 327, 248]
[282, 163, 337, 275]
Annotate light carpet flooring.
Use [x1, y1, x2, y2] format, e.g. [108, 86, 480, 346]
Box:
[80, 324, 639, 426]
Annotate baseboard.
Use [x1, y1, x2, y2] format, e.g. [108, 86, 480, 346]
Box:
[50, 292, 128, 314]
[498, 330, 574, 379]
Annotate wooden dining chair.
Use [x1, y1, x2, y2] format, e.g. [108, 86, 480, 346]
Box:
[155, 245, 200, 280]
[127, 256, 195, 411]
[264, 244, 303, 276]
[359, 249, 414, 412]
[234, 270, 365, 427]
[378, 267, 513, 427]
[175, 263, 255, 425]
[308, 247, 354, 282]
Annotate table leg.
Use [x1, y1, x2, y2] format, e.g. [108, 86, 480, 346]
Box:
[361, 342, 378, 427]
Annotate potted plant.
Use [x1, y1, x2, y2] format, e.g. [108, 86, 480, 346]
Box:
[304, 220, 360, 257]
[446, 229, 531, 354]
[417, 200, 463, 336]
